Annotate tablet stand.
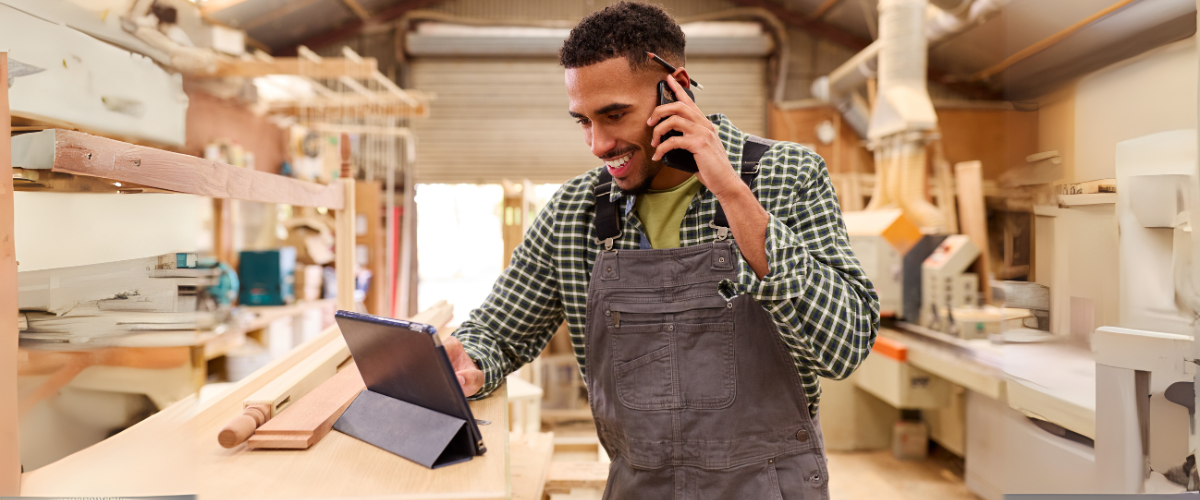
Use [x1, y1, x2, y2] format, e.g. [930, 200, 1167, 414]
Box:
[333, 389, 477, 469]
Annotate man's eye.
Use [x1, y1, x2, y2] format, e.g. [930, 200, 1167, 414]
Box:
[608, 113, 623, 121]
[576, 118, 590, 125]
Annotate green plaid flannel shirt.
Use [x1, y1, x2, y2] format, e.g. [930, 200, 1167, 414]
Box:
[454, 114, 879, 416]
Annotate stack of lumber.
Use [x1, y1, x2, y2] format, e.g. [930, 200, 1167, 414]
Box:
[18, 253, 224, 348]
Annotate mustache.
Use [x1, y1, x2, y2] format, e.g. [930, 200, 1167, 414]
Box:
[598, 146, 638, 161]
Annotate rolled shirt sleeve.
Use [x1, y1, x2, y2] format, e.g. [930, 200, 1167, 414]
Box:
[719, 147, 879, 382]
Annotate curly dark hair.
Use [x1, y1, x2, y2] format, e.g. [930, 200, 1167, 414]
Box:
[559, 2, 685, 72]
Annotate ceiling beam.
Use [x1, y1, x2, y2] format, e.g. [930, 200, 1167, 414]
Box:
[199, 0, 255, 16]
[340, 0, 371, 20]
[239, 0, 324, 31]
[275, 0, 445, 56]
[810, 0, 844, 20]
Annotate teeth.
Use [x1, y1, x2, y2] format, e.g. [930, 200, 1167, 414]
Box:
[604, 153, 631, 169]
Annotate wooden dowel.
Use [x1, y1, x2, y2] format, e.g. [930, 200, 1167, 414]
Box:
[217, 404, 271, 448]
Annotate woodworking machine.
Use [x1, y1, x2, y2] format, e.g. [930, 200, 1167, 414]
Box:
[1095, 129, 1198, 493]
[920, 234, 980, 336]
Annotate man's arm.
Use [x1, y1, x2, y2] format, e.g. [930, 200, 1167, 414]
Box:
[448, 192, 566, 397]
[647, 75, 877, 379]
[721, 149, 880, 380]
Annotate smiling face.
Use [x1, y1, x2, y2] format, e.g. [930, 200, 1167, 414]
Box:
[566, 57, 689, 194]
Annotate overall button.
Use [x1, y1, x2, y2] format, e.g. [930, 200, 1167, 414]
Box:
[796, 429, 810, 442]
[666, 324, 674, 331]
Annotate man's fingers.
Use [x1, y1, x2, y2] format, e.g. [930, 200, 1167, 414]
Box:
[653, 136, 694, 161]
[646, 101, 691, 126]
[456, 367, 484, 396]
[650, 115, 698, 148]
[663, 73, 696, 108]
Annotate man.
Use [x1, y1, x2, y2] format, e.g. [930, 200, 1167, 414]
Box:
[444, 2, 879, 497]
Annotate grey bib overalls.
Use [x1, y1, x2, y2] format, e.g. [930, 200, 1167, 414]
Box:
[585, 136, 831, 499]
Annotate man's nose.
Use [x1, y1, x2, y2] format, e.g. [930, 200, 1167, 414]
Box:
[591, 125, 616, 159]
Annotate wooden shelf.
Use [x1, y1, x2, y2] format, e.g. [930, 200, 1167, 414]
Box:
[1058, 193, 1116, 206]
[11, 129, 344, 209]
[210, 58, 379, 79]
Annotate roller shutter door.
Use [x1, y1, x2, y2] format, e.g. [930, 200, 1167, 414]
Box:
[411, 56, 767, 184]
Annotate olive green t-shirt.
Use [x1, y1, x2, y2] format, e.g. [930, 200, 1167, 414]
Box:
[634, 175, 703, 249]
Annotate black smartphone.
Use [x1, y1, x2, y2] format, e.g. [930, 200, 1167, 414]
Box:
[656, 80, 699, 173]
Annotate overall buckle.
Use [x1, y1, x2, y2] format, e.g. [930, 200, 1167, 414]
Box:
[708, 221, 731, 241]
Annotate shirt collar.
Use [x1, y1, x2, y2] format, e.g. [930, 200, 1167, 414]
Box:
[608, 113, 745, 202]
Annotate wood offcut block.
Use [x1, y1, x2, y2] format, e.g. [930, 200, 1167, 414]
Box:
[247, 362, 365, 450]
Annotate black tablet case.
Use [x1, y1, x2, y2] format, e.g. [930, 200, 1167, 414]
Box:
[331, 311, 485, 469]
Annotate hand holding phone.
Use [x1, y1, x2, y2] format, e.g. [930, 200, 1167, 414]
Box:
[656, 80, 699, 173]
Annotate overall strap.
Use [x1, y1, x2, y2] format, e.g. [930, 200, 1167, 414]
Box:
[594, 169, 622, 251]
[711, 135, 777, 239]
[592, 134, 778, 249]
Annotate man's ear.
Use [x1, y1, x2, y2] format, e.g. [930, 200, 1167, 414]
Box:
[670, 67, 691, 89]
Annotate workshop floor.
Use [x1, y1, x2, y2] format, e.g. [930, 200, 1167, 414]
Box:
[547, 420, 980, 499]
[827, 450, 980, 500]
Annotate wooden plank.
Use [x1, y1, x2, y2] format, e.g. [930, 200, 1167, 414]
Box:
[356, 181, 385, 315]
[203, 388, 509, 499]
[510, 432, 554, 500]
[11, 129, 344, 209]
[210, 58, 378, 78]
[265, 99, 429, 119]
[218, 301, 451, 447]
[244, 335, 351, 418]
[20, 319, 509, 498]
[544, 461, 610, 494]
[336, 135, 357, 311]
[247, 362, 364, 450]
[0, 51, 21, 497]
[954, 161, 993, 303]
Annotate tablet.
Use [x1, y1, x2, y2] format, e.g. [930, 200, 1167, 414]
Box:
[334, 310, 486, 459]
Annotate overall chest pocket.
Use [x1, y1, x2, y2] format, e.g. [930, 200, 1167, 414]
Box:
[608, 296, 737, 411]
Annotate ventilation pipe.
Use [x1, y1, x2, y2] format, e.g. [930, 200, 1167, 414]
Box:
[811, 0, 1009, 139]
[811, 42, 878, 138]
[861, 0, 945, 230]
[926, 0, 1008, 42]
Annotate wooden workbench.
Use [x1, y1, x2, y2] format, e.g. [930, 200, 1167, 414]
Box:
[19, 326, 511, 499]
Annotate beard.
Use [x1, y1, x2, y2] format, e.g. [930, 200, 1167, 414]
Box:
[618, 161, 663, 196]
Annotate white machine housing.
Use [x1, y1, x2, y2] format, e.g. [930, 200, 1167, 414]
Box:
[921, 234, 980, 332]
[1094, 129, 1198, 493]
